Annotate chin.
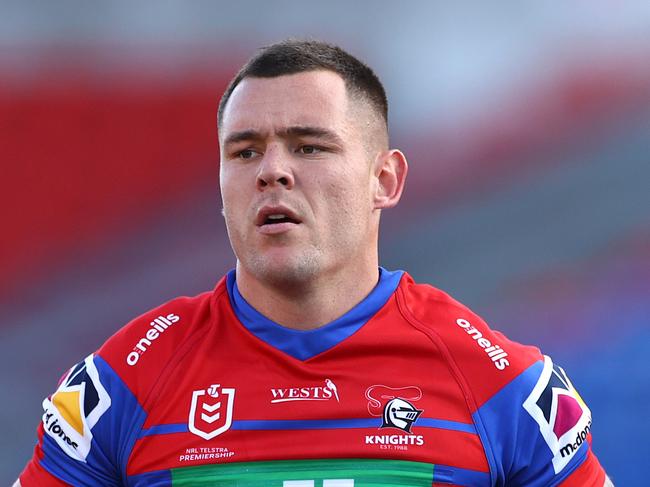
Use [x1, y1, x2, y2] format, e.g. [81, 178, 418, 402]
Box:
[246, 251, 322, 287]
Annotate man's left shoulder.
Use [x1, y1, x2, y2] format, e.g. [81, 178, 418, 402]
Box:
[96, 279, 228, 402]
[394, 273, 542, 406]
[394, 273, 606, 484]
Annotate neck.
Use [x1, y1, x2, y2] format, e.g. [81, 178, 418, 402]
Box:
[235, 259, 380, 330]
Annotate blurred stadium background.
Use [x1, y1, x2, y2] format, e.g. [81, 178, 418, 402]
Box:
[1, 1, 649, 484]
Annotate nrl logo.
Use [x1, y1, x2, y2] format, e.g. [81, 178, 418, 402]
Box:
[188, 384, 235, 440]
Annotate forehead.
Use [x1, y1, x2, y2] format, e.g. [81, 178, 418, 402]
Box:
[220, 71, 351, 138]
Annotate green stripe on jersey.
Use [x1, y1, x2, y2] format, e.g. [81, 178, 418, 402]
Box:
[171, 458, 435, 486]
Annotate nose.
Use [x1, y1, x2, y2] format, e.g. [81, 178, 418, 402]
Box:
[256, 148, 295, 190]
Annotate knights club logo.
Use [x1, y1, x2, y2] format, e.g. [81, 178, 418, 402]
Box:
[188, 384, 235, 440]
[523, 356, 592, 474]
[365, 385, 423, 432]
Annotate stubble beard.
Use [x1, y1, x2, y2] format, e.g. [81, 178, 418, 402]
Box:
[224, 208, 323, 292]
[242, 243, 323, 293]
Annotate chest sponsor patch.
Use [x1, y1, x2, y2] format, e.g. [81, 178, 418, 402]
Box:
[270, 379, 340, 404]
[523, 355, 592, 473]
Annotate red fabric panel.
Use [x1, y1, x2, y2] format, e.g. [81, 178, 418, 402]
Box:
[19, 459, 71, 487]
[559, 450, 607, 487]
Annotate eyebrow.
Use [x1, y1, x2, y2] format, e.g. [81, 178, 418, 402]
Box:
[223, 126, 344, 147]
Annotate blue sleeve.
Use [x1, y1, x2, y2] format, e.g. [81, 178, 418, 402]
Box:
[473, 355, 594, 486]
[36, 354, 146, 486]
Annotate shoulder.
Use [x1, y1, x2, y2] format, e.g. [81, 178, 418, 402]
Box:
[395, 272, 542, 407]
[394, 273, 600, 485]
[97, 277, 228, 402]
[19, 280, 230, 485]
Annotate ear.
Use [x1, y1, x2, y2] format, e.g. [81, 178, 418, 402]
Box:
[373, 149, 408, 210]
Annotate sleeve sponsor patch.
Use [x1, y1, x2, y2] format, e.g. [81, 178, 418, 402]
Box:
[42, 354, 111, 462]
[523, 355, 592, 474]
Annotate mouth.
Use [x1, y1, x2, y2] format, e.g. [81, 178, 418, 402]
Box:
[256, 206, 302, 233]
[262, 214, 300, 225]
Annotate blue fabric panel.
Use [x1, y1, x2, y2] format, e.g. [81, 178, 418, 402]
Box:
[39, 355, 146, 486]
[472, 360, 589, 486]
[137, 416, 476, 437]
[128, 468, 172, 487]
[226, 267, 404, 360]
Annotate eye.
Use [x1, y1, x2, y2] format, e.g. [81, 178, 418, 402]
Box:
[298, 145, 322, 155]
[237, 149, 259, 160]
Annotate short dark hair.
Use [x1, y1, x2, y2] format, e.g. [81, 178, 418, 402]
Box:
[217, 39, 388, 129]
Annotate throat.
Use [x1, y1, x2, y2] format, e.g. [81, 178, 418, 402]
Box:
[234, 264, 382, 331]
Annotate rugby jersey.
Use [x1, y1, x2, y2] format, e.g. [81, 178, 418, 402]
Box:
[20, 268, 607, 486]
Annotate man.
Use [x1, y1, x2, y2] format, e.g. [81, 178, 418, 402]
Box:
[16, 40, 612, 486]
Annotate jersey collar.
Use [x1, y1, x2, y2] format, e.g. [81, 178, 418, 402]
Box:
[226, 267, 403, 361]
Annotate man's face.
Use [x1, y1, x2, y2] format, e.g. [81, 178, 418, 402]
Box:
[219, 70, 382, 286]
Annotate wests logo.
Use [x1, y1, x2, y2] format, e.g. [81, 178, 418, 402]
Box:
[188, 384, 235, 440]
[523, 356, 592, 473]
[270, 379, 339, 404]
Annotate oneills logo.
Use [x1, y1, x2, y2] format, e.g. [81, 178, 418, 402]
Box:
[126, 313, 180, 366]
[455, 318, 510, 370]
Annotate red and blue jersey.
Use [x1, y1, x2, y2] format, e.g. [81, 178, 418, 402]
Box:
[20, 268, 607, 486]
